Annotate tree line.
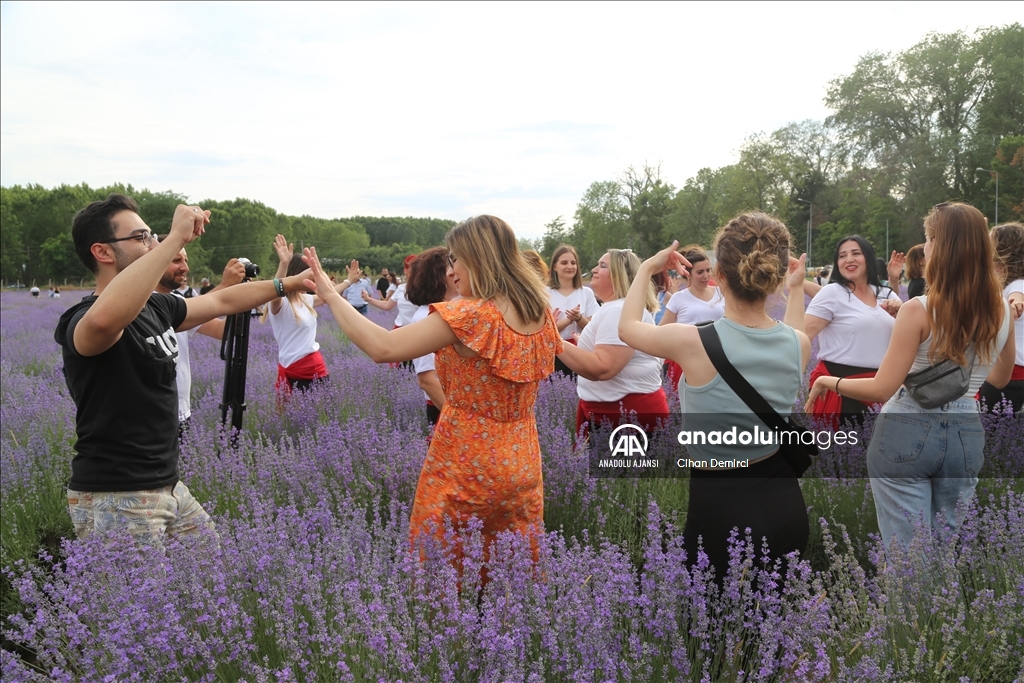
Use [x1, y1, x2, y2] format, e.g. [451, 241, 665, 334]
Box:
[530, 24, 1022, 269]
[0, 184, 456, 286]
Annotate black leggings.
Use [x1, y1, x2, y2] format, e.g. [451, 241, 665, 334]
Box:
[288, 375, 330, 393]
[683, 453, 808, 583]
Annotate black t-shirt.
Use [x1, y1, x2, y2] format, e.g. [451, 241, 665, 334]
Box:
[376, 277, 389, 297]
[55, 293, 187, 491]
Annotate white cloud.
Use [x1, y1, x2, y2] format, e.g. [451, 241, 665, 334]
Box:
[1, 1, 1017, 238]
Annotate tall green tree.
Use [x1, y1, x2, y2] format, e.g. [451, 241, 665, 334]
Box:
[825, 25, 1023, 221]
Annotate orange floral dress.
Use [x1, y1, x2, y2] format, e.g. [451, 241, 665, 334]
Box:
[409, 298, 563, 559]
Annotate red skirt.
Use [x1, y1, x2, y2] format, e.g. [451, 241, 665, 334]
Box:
[576, 388, 670, 442]
[808, 360, 880, 428]
[276, 351, 329, 395]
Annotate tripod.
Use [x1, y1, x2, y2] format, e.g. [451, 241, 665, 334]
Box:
[219, 309, 253, 437]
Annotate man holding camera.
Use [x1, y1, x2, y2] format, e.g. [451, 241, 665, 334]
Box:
[154, 235, 247, 432]
[55, 193, 311, 542]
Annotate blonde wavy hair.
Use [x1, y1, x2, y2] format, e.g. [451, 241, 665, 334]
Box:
[606, 249, 659, 313]
[446, 216, 549, 323]
[924, 203, 1004, 365]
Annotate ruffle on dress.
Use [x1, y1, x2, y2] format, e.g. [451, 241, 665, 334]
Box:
[430, 298, 563, 383]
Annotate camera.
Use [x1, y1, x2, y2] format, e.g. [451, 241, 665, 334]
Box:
[237, 258, 260, 280]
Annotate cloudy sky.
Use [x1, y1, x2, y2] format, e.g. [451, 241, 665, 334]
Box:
[1, 2, 1016, 238]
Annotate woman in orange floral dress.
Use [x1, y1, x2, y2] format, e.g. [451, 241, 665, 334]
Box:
[301, 216, 562, 561]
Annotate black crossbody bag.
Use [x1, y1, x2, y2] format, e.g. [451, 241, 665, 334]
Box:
[697, 323, 816, 476]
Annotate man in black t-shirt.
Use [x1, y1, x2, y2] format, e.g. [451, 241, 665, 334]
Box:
[56, 194, 312, 542]
[376, 267, 389, 299]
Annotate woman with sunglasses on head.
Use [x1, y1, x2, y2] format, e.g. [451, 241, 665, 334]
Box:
[785, 235, 903, 426]
[547, 244, 600, 378]
[619, 213, 812, 580]
[557, 249, 668, 440]
[404, 247, 460, 427]
[300, 216, 561, 571]
[979, 222, 1024, 413]
[658, 245, 725, 391]
[804, 203, 1015, 547]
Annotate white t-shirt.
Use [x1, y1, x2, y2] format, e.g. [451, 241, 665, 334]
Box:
[1006, 279, 1024, 366]
[393, 284, 418, 327]
[410, 305, 436, 401]
[548, 286, 601, 340]
[665, 286, 725, 325]
[268, 294, 320, 367]
[576, 299, 662, 402]
[910, 296, 1011, 397]
[174, 327, 201, 421]
[806, 282, 901, 368]
[386, 283, 397, 298]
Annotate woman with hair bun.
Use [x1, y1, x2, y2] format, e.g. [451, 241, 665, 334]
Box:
[557, 249, 667, 439]
[787, 235, 902, 425]
[979, 222, 1024, 412]
[301, 216, 562, 570]
[547, 244, 600, 378]
[805, 203, 1015, 547]
[620, 214, 811, 579]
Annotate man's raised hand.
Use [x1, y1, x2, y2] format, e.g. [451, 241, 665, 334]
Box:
[169, 204, 210, 245]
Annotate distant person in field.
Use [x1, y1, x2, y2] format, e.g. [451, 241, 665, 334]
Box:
[154, 234, 246, 432]
[199, 277, 214, 295]
[266, 234, 355, 394]
[376, 267, 391, 299]
[31, 286, 40, 298]
[344, 267, 375, 316]
[55, 194, 312, 543]
[905, 244, 926, 299]
[547, 244, 599, 379]
[363, 254, 419, 329]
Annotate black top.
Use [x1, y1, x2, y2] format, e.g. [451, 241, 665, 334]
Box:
[55, 293, 187, 491]
[907, 277, 926, 299]
[376, 277, 389, 297]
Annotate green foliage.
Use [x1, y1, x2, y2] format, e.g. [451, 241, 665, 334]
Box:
[556, 25, 1020, 267]
[0, 185, 461, 284]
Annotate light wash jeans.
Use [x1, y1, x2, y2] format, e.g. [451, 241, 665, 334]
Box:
[866, 388, 984, 547]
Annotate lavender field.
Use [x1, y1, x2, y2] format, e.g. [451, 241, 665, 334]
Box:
[2, 291, 1023, 682]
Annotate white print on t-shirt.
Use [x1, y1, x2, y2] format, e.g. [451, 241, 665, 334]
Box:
[146, 327, 180, 362]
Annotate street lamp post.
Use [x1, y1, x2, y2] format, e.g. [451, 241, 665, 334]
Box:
[796, 198, 813, 267]
[976, 168, 1000, 224]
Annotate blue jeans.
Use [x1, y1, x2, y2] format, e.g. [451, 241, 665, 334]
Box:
[866, 388, 984, 547]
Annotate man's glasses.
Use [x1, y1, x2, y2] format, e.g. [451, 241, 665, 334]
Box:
[103, 230, 155, 247]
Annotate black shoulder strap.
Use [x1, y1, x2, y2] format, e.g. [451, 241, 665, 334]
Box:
[696, 323, 794, 434]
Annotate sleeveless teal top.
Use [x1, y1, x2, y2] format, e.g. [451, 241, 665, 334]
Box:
[680, 318, 802, 461]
